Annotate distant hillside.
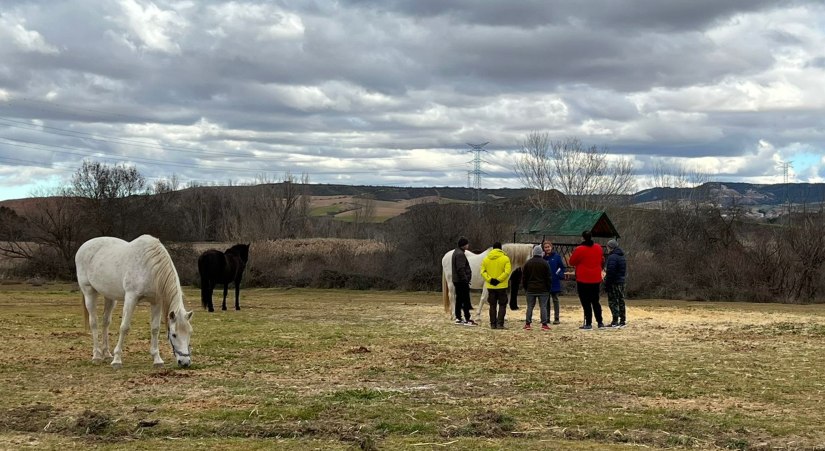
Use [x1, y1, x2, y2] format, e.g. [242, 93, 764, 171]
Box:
[633, 182, 825, 206]
[3, 182, 823, 223]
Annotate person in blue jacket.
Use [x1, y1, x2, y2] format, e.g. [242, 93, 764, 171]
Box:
[542, 241, 566, 325]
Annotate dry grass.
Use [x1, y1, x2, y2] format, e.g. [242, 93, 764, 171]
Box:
[252, 238, 390, 258]
[1, 284, 824, 450]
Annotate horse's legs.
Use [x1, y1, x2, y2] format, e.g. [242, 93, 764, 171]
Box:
[100, 297, 117, 361]
[82, 289, 103, 363]
[149, 302, 164, 368]
[111, 294, 138, 369]
[207, 282, 216, 312]
[448, 281, 456, 319]
[477, 287, 489, 318]
[221, 284, 229, 311]
[234, 280, 241, 310]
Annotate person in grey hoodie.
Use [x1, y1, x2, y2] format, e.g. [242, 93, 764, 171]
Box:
[604, 239, 627, 328]
[521, 244, 553, 330]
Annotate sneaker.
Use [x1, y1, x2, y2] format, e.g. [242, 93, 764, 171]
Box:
[579, 324, 593, 330]
[541, 324, 550, 331]
[552, 320, 560, 325]
[597, 323, 606, 329]
[465, 319, 478, 326]
[523, 323, 532, 330]
[454, 319, 465, 325]
[618, 322, 626, 328]
[490, 324, 497, 329]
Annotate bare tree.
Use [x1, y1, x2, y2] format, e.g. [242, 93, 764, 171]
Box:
[514, 131, 555, 209]
[272, 172, 310, 238]
[68, 160, 147, 236]
[353, 195, 377, 229]
[651, 161, 712, 207]
[151, 173, 181, 194]
[514, 134, 636, 210]
[0, 206, 35, 260]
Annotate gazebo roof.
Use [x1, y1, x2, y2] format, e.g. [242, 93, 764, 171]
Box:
[515, 209, 620, 239]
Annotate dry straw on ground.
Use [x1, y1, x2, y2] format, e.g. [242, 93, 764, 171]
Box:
[0, 284, 824, 450]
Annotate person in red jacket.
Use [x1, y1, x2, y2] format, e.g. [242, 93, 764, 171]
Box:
[568, 230, 605, 330]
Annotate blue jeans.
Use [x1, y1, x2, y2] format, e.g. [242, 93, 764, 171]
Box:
[525, 292, 550, 325]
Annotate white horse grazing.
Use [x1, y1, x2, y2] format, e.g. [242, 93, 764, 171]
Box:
[76, 235, 194, 369]
[441, 243, 533, 319]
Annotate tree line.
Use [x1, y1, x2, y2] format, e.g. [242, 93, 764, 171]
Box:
[1, 135, 824, 303]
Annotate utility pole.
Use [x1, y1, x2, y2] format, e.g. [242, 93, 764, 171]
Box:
[466, 142, 488, 212]
[778, 161, 792, 226]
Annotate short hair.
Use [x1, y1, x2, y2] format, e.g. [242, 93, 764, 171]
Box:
[493, 241, 502, 249]
[582, 230, 592, 241]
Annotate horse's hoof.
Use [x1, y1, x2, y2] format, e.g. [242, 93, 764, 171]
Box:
[111, 362, 122, 369]
[208, 308, 214, 312]
[153, 363, 165, 369]
[235, 307, 240, 311]
[92, 358, 103, 365]
[221, 307, 227, 311]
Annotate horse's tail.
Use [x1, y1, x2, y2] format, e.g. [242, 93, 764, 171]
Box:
[442, 272, 449, 314]
[81, 294, 89, 331]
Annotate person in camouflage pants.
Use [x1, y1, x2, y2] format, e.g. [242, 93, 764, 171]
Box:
[604, 240, 627, 328]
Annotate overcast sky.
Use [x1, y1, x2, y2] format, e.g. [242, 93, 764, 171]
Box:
[1, 0, 824, 200]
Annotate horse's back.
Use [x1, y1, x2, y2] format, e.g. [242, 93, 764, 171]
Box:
[198, 249, 232, 282]
[76, 235, 162, 299]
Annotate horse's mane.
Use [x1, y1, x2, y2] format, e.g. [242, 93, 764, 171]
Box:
[140, 236, 183, 322]
[502, 243, 534, 269]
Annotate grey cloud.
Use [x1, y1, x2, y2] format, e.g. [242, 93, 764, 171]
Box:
[1, 0, 824, 196]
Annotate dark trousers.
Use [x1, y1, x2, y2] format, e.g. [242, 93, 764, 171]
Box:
[606, 283, 626, 324]
[576, 282, 603, 326]
[487, 288, 508, 327]
[550, 292, 560, 321]
[454, 281, 472, 321]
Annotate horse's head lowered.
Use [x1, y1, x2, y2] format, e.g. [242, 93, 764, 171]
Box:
[168, 309, 194, 368]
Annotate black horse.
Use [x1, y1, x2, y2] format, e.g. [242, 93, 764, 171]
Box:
[198, 243, 250, 312]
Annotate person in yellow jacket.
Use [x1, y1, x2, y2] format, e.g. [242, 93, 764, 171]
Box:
[481, 241, 512, 329]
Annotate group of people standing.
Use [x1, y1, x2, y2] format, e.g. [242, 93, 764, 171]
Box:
[568, 230, 627, 329]
[450, 230, 627, 330]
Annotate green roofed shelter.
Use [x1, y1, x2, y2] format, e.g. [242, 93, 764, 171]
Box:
[515, 209, 620, 242]
[513, 209, 621, 269]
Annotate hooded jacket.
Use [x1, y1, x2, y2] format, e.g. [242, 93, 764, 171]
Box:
[604, 246, 627, 286]
[481, 248, 512, 289]
[569, 240, 604, 284]
[522, 255, 552, 294]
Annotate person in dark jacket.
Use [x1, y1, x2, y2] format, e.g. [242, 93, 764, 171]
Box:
[604, 239, 627, 328]
[451, 237, 477, 326]
[542, 241, 565, 324]
[522, 245, 552, 330]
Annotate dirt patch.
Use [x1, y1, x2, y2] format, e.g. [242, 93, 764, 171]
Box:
[0, 403, 59, 433]
[443, 410, 517, 438]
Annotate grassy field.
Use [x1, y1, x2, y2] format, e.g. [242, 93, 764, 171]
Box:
[1, 284, 824, 450]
